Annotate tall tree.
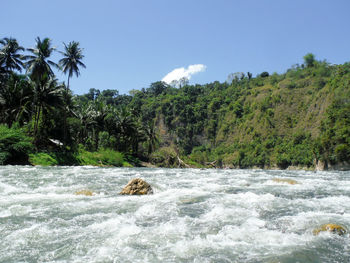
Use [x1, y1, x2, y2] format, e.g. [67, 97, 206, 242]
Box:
[143, 121, 159, 155]
[0, 74, 33, 126]
[25, 37, 58, 82]
[303, 53, 316, 68]
[59, 41, 86, 147]
[0, 37, 25, 72]
[59, 41, 86, 90]
[31, 77, 64, 145]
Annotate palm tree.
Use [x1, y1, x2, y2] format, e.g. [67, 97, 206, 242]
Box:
[31, 77, 64, 144]
[0, 37, 25, 73]
[89, 100, 111, 150]
[116, 107, 141, 153]
[59, 41, 86, 90]
[58, 41, 86, 147]
[143, 121, 159, 155]
[74, 102, 95, 145]
[25, 37, 59, 82]
[0, 74, 33, 126]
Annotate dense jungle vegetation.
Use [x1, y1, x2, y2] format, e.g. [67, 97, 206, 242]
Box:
[0, 37, 349, 168]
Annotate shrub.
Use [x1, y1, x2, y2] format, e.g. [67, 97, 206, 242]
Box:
[303, 53, 316, 68]
[150, 146, 177, 167]
[77, 149, 125, 166]
[29, 153, 58, 166]
[0, 125, 33, 164]
[260, 71, 270, 78]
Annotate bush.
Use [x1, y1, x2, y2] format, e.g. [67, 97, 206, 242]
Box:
[260, 71, 269, 78]
[150, 146, 177, 167]
[77, 149, 125, 166]
[0, 125, 33, 164]
[29, 153, 58, 166]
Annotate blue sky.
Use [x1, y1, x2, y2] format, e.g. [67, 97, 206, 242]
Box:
[3, 0, 350, 94]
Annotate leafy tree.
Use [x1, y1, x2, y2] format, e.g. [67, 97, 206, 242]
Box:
[303, 53, 316, 68]
[31, 77, 64, 145]
[0, 74, 33, 127]
[0, 37, 25, 72]
[247, 72, 253, 80]
[100, 89, 119, 105]
[143, 122, 159, 155]
[59, 41, 86, 90]
[25, 37, 59, 82]
[259, 71, 269, 78]
[148, 81, 169, 95]
[59, 41, 86, 147]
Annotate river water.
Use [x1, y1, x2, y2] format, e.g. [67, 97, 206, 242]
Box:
[0, 166, 349, 263]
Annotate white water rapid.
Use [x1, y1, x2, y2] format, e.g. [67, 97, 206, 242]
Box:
[0, 166, 349, 262]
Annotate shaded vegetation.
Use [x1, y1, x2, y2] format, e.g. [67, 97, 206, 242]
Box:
[0, 36, 349, 169]
[0, 125, 33, 164]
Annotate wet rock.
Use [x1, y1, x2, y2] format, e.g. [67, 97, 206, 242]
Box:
[313, 223, 347, 236]
[272, 178, 298, 185]
[75, 190, 95, 196]
[119, 178, 153, 195]
[314, 159, 327, 171]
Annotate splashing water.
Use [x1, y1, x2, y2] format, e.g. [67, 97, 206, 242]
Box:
[0, 166, 349, 262]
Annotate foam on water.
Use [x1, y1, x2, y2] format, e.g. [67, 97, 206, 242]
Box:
[0, 166, 349, 262]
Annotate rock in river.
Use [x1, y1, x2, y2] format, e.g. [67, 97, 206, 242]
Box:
[272, 178, 298, 185]
[75, 190, 95, 196]
[120, 178, 153, 195]
[313, 223, 347, 236]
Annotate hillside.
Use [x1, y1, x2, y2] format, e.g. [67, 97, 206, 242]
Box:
[1, 45, 349, 169]
[125, 58, 350, 169]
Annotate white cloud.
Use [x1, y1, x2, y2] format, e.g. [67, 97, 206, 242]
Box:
[162, 64, 207, 84]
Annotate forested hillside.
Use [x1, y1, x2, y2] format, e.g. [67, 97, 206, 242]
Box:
[123, 55, 350, 169]
[1, 37, 349, 169]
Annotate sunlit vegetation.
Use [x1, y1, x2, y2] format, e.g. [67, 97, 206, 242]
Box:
[1, 36, 349, 168]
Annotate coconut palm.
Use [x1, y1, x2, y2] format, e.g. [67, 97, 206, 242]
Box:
[143, 121, 159, 155]
[0, 74, 33, 126]
[0, 37, 25, 72]
[74, 102, 95, 145]
[25, 37, 59, 82]
[31, 77, 64, 143]
[59, 41, 86, 90]
[59, 41, 86, 147]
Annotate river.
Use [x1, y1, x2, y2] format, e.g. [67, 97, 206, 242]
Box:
[0, 166, 349, 262]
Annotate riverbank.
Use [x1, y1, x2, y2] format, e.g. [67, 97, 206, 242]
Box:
[24, 151, 350, 171]
[27, 149, 133, 167]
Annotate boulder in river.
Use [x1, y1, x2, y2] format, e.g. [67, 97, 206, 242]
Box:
[75, 190, 95, 196]
[272, 178, 298, 185]
[313, 223, 347, 236]
[119, 178, 153, 195]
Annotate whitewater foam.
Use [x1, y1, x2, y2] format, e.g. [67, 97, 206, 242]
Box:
[0, 166, 349, 262]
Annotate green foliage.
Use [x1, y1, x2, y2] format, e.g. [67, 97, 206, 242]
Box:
[318, 63, 350, 164]
[150, 146, 178, 167]
[259, 71, 269, 78]
[1, 40, 349, 169]
[77, 149, 125, 166]
[0, 125, 33, 164]
[303, 53, 316, 68]
[274, 132, 314, 168]
[28, 149, 129, 167]
[29, 152, 58, 166]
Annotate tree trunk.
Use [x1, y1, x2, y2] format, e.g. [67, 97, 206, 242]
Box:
[34, 105, 41, 146]
[63, 77, 70, 150]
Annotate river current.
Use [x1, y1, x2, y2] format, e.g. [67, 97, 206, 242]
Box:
[0, 166, 349, 263]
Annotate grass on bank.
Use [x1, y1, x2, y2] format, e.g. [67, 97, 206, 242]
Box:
[29, 149, 132, 167]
